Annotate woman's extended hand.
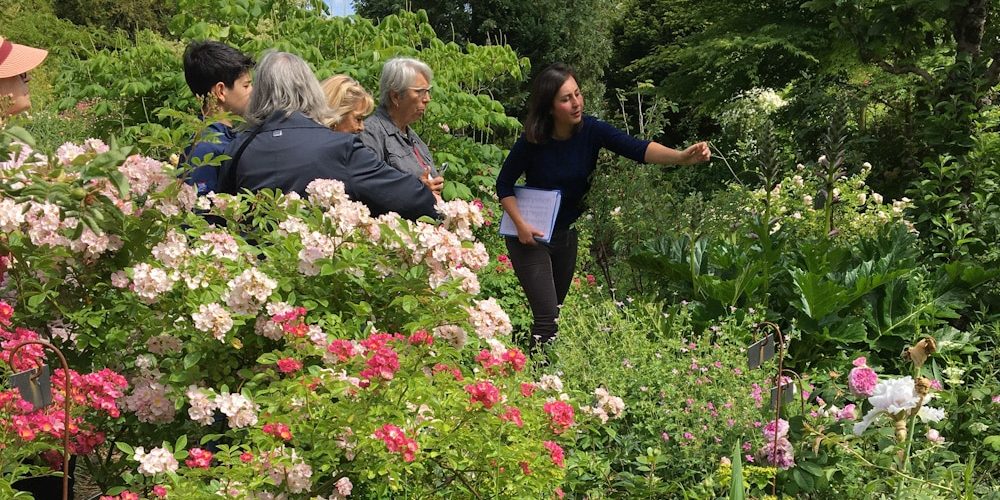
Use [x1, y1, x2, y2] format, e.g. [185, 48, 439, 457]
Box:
[680, 142, 711, 165]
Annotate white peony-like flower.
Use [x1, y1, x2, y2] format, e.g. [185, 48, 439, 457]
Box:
[853, 376, 944, 435]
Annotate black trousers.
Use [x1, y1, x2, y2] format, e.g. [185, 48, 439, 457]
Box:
[505, 228, 578, 349]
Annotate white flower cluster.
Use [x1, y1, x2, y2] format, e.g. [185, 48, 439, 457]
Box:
[133, 446, 178, 476]
[433, 324, 468, 349]
[224, 268, 278, 315]
[580, 387, 626, 424]
[191, 303, 234, 341]
[123, 375, 175, 424]
[853, 376, 946, 435]
[465, 298, 512, 339]
[130, 263, 178, 303]
[215, 391, 260, 428]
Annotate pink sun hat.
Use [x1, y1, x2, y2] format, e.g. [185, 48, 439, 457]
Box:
[0, 37, 48, 79]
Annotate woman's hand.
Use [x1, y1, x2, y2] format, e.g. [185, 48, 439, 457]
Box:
[421, 171, 444, 195]
[516, 222, 545, 246]
[679, 142, 711, 165]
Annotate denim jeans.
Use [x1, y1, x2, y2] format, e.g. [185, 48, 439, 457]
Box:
[505, 228, 578, 350]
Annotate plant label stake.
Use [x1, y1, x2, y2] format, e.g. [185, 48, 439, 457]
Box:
[8, 341, 72, 500]
[10, 364, 53, 411]
[769, 380, 795, 410]
[747, 333, 775, 369]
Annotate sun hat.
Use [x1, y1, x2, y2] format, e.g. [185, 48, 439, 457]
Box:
[0, 37, 48, 79]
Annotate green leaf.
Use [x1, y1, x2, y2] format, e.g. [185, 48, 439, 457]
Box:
[798, 461, 824, 477]
[183, 350, 203, 369]
[175, 434, 188, 452]
[115, 442, 135, 456]
[729, 442, 745, 500]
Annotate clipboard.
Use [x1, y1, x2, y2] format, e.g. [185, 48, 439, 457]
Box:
[499, 186, 561, 244]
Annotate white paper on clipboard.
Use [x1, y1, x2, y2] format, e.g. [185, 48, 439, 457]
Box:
[499, 186, 561, 243]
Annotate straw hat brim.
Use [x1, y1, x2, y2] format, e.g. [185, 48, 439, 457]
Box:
[0, 40, 48, 79]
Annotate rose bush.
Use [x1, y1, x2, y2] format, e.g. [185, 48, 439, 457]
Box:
[0, 128, 579, 497]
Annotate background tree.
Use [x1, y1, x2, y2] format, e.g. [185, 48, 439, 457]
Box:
[353, 0, 616, 117]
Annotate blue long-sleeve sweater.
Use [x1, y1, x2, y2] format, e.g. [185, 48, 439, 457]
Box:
[496, 115, 650, 229]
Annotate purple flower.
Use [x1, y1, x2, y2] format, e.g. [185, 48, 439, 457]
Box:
[759, 437, 795, 469]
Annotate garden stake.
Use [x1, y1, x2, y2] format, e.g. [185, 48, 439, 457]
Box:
[8, 339, 72, 500]
[758, 321, 789, 499]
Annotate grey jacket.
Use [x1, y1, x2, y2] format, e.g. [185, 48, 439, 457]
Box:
[359, 107, 439, 179]
[217, 111, 438, 221]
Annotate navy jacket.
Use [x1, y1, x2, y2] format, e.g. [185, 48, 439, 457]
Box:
[217, 111, 438, 220]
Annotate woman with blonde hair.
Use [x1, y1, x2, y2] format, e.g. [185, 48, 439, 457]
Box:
[321, 74, 374, 133]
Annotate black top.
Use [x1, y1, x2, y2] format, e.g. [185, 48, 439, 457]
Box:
[496, 115, 649, 228]
[218, 111, 438, 221]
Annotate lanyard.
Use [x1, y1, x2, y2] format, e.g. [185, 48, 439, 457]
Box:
[412, 144, 431, 173]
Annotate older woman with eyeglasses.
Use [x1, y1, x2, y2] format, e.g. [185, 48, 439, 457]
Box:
[360, 57, 444, 196]
[0, 37, 48, 116]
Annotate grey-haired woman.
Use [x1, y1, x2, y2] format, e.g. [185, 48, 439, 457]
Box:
[360, 57, 444, 196]
[217, 51, 438, 221]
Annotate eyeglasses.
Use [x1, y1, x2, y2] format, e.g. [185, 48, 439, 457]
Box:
[408, 86, 432, 98]
[18, 73, 29, 83]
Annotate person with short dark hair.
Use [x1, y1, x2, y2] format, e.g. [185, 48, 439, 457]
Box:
[181, 40, 255, 196]
[0, 36, 47, 116]
[217, 51, 438, 221]
[496, 63, 711, 351]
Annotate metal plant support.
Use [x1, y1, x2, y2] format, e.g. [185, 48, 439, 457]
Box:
[8, 339, 72, 500]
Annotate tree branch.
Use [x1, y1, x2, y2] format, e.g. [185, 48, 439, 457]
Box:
[985, 49, 1000, 89]
[876, 61, 935, 85]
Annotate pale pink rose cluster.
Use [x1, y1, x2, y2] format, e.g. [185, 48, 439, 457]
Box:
[215, 391, 259, 428]
[433, 324, 468, 349]
[197, 231, 240, 260]
[259, 448, 313, 494]
[465, 297, 512, 339]
[224, 268, 277, 315]
[185, 386, 218, 425]
[305, 179, 350, 208]
[191, 303, 234, 341]
[0, 140, 45, 170]
[435, 199, 485, 241]
[69, 227, 123, 260]
[118, 154, 171, 197]
[537, 374, 564, 393]
[55, 142, 88, 165]
[151, 229, 188, 268]
[133, 446, 179, 476]
[0, 198, 25, 232]
[324, 197, 372, 235]
[123, 375, 175, 424]
[129, 263, 178, 303]
[24, 201, 71, 247]
[581, 387, 626, 424]
[256, 302, 296, 340]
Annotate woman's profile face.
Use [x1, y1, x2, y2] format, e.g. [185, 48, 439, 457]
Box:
[335, 101, 369, 134]
[0, 72, 32, 116]
[393, 72, 431, 129]
[550, 76, 583, 129]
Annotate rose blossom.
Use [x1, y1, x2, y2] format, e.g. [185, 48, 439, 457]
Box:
[848, 356, 878, 398]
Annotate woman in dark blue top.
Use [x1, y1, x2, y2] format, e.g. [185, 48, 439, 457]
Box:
[496, 63, 710, 351]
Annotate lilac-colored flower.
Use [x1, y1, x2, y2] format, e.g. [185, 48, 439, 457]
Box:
[762, 418, 789, 440]
[759, 437, 795, 469]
